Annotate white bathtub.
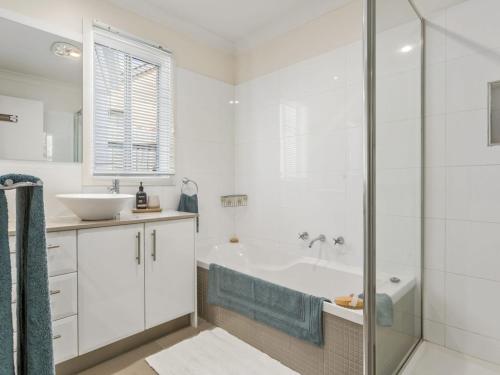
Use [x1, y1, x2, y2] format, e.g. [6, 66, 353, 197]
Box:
[197, 243, 415, 325]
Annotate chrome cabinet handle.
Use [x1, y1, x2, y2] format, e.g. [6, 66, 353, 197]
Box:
[50, 290, 61, 296]
[53, 334, 61, 340]
[151, 230, 157, 261]
[47, 244, 60, 250]
[136, 232, 141, 265]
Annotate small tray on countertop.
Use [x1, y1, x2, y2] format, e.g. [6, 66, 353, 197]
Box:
[132, 208, 163, 213]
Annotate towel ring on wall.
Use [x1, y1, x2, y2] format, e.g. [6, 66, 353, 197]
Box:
[181, 177, 198, 194]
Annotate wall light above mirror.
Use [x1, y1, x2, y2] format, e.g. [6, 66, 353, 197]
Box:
[0, 16, 83, 163]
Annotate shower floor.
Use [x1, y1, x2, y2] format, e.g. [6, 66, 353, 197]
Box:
[402, 342, 500, 375]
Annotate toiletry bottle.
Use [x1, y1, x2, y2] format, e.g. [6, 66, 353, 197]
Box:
[136, 182, 148, 209]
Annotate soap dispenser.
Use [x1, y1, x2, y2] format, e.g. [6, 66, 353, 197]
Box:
[136, 182, 148, 209]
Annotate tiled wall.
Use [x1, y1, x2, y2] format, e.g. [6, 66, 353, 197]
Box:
[423, 0, 500, 364]
[375, 18, 422, 278]
[0, 67, 235, 247]
[234, 42, 365, 267]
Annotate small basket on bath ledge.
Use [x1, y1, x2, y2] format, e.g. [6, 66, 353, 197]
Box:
[221, 194, 248, 208]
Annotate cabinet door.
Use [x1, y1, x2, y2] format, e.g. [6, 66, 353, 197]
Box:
[78, 224, 145, 354]
[145, 219, 195, 329]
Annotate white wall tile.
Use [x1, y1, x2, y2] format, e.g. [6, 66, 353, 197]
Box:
[447, 220, 500, 282]
[377, 168, 421, 217]
[425, 11, 447, 65]
[377, 68, 421, 123]
[235, 43, 365, 266]
[446, 165, 500, 222]
[446, 109, 500, 166]
[446, 273, 500, 340]
[425, 167, 446, 219]
[377, 119, 422, 169]
[425, 63, 446, 116]
[425, 115, 446, 167]
[424, 218, 445, 271]
[446, 49, 500, 113]
[446, 326, 500, 365]
[446, 0, 500, 60]
[424, 319, 446, 346]
[424, 0, 500, 362]
[423, 269, 445, 323]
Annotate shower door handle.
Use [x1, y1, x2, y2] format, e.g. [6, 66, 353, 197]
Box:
[151, 230, 157, 261]
[136, 232, 141, 265]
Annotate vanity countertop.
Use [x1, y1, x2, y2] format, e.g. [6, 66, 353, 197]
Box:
[8, 210, 197, 235]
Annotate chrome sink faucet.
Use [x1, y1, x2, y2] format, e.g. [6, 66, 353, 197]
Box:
[108, 179, 120, 194]
[308, 234, 326, 248]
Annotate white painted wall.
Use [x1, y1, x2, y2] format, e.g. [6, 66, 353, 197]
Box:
[234, 41, 364, 266]
[1, 67, 235, 247]
[423, 0, 500, 364]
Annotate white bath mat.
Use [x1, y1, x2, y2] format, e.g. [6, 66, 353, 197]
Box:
[146, 327, 299, 375]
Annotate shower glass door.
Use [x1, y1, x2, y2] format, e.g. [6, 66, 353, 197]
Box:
[364, 0, 423, 373]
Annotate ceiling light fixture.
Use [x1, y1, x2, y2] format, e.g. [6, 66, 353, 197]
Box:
[51, 42, 81, 60]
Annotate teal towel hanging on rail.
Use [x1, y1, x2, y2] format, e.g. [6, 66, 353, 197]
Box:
[0, 174, 54, 375]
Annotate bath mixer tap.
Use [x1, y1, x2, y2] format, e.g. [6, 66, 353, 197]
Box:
[308, 234, 326, 248]
[298, 232, 309, 240]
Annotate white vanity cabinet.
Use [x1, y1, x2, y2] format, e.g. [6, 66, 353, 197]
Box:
[78, 224, 146, 354]
[144, 220, 195, 329]
[9, 214, 196, 364]
[77, 218, 196, 355]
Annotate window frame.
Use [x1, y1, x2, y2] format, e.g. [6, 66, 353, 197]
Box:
[83, 22, 176, 186]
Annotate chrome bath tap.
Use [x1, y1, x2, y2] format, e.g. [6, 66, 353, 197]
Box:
[308, 234, 326, 248]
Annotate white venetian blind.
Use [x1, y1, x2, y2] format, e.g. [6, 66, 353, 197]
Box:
[93, 29, 174, 176]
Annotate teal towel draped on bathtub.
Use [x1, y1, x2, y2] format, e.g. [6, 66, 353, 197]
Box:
[0, 174, 54, 375]
[208, 263, 328, 346]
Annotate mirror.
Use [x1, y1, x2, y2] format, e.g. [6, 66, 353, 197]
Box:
[0, 17, 82, 163]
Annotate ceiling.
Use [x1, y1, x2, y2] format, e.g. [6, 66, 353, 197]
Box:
[0, 17, 82, 85]
[108, 0, 352, 52]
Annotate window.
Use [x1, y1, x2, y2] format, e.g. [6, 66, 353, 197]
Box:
[92, 28, 174, 177]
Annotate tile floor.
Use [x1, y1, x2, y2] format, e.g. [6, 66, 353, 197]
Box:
[77, 320, 214, 375]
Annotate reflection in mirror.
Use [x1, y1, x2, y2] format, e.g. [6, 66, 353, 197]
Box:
[0, 17, 82, 163]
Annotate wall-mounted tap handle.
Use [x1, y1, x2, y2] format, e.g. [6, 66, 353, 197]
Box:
[332, 236, 345, 246]
[298, 232, 309, 240]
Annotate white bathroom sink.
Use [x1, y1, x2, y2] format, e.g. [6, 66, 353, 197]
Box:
[56, 194, 134, 221]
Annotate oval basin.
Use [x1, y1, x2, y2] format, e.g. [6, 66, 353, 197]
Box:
[57, 193, 134, 221]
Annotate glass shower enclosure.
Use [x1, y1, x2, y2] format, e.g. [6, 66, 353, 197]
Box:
[363, 0, 423, 373]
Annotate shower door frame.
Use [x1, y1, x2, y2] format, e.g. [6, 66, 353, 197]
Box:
[362, 0, 425, 374]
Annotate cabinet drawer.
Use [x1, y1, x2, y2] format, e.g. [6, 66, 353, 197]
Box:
[49, 273, 77, 321]
[46, 231, 77, 276]
[52, 315, 78, 364]
[11, 274, 77, 321]
[9, 231, 77, 279]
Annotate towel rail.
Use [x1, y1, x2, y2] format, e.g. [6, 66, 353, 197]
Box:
[181, 177, 198, 194]
[0, 179, 43, 190]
